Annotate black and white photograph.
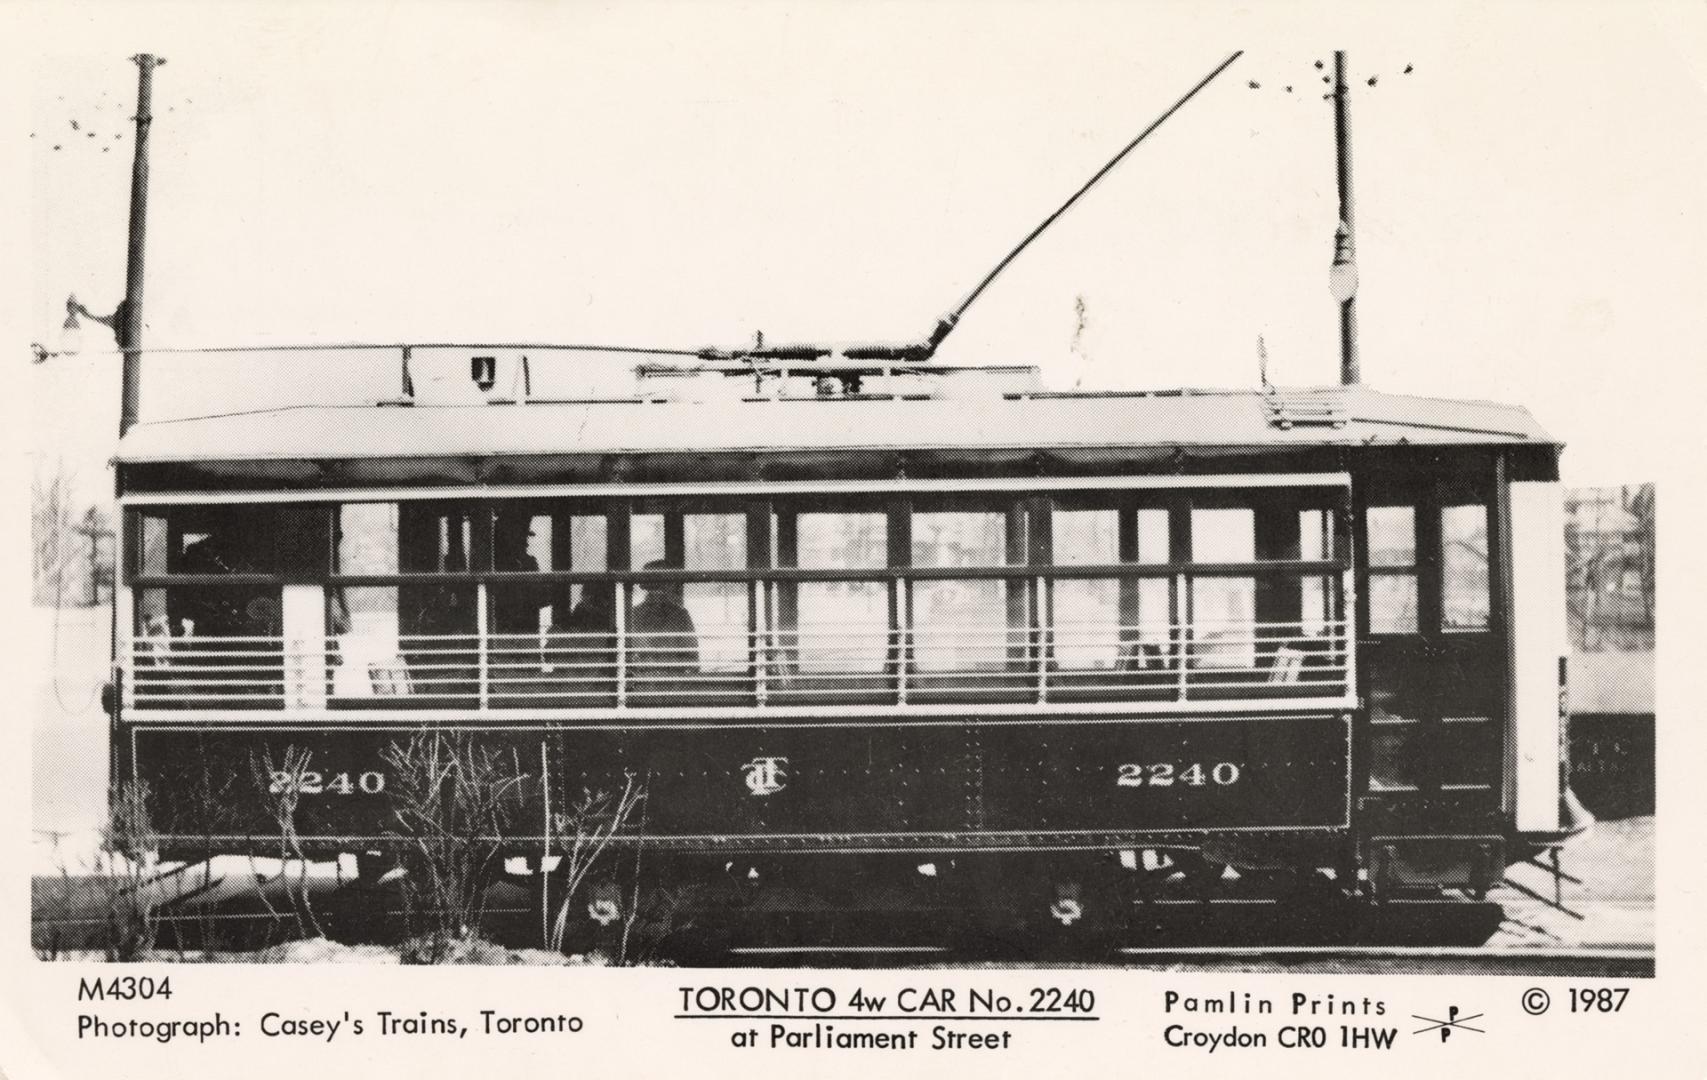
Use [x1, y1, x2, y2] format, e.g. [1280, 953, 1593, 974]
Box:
[7, 1, 1702, 1076]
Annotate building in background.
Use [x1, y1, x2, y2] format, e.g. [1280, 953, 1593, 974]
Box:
[1565, 484, 1654, 819]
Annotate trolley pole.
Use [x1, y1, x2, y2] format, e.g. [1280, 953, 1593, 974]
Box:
[1331, 50, 1360, 386]
[118, 53, 163, 438]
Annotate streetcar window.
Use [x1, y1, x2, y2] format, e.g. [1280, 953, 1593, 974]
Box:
[327, 503, 481, 702]
[1441, 504, 1491, 631]
[1136, 508, 1170, 564]
[490, 508, 557, 641]
[793, 512, 888, 674]
[135, 584, 283, 638]
[487, 506, 607, 642]
[911, 510, 1018, 673]
[912, 511, 1009, 569]
[1366, 506, 1415, 567]
[1299, 509, 1337, 635]
[630, 511, 748, 678]
[1365, 648, 1420, 791]
[492, 509, 552, 572]
[1299, 509, 1337, 560]
[1053, 508, 1119, 567]
[138, 512, 168, 577]
[334, 503, 484, 574]
[132, 584, 285, 709]
[1191, 508, 1254, 563]
[1368, 724, 1420, 792]
[1050, 507, 1169, 670]
[797, 512, 887, 570]
[401, 505, 480, 572]
[631, 512, 665, 568]
[683, 513, 748, 674]
[335, 503, 399, 575]
[134, 505, 327, 579]
[1051, 509, 1121, 669]
[1191, 508, 1256, 667]
[327, 584, 478, 703]
[1366, 506, 1418, 634]
[135, 506, 280, 575]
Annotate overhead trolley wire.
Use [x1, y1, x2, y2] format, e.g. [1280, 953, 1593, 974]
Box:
[36, 53, 1242, 370]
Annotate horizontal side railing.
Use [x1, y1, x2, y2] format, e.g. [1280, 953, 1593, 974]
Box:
[124, 569, 1352, 713]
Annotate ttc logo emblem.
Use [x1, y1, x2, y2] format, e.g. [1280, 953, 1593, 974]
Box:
[742, 756, 789, 797]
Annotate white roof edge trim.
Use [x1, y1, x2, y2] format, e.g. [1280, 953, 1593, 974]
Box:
[119, 472, 1353, 506]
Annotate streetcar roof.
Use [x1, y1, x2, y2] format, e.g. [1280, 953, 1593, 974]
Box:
[116, 385, 1555, 467]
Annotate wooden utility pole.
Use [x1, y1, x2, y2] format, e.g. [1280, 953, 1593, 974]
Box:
[1330, 51, 1360, 386]
[118, 54, 164, 437]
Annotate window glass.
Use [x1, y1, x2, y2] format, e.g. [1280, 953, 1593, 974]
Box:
[1299, 509, 1340, 637]
[132, 584, 285, 710]
[1191, 508, 1254, 563]
[138, 512, 169, 577]
[570, 516, 608, 575]
[492, 510, 551, 572]
[1053, 510, 1117, 566]
[336, 503, 478, 575]
[1191, 578, 1256, 668]
[1299, 509, 1337, 560]
[791, 512, 889, 673]
[399, 505, 478, 572]
[911, 511, 1015, 674]
[1053, 578, 1170, 669]
[912, 511, 1008, 568]
[631, 513, 666, 569]
[1052, 578, 1118, 668]
[1050, 511, 1120, 667]
[1366, 505, 1418, 635]
[1368, 575, 1419, 634]
[488, 508, 608, 639]
[337, 504, 399, 575]
[1366, 506, 1416, 567]
[150, 506, 280, 575]
[798, 512, 886, 570]
[796, 582, 889, 673]
[1049, 508, 1168, 669]
[135, 584, 283, 639]
[1301, 576, 1336, 636]
[682, 514, 748, 674]
[328, 584, 477, 702]
[1136, 509, 1171, 564]
[1442, 504, 1491, 631]
[1368, 725, 1420, 792]
[912, 580, 1013, 672]
[685, 513, 746, 570]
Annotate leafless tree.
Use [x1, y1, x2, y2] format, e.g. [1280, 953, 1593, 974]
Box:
[251, 746, 326, 941]
[97, 780, 162, 961]
[547, 772, 645, 954]
[381, 731, 527, 962]
[32, 456, 78, 607]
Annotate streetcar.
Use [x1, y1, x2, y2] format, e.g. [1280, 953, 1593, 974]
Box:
[108, 344, 1583, 945]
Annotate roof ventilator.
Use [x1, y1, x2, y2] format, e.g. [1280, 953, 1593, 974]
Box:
[1264, 387, 1349, 430]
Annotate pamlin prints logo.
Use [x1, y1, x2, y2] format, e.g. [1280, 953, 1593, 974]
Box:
[741, 756, 789, 796]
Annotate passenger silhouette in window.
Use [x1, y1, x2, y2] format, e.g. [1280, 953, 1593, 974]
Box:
[491, 510, 549, 636]
[629, 560, 700, 689]
[559, 582, 617, 703]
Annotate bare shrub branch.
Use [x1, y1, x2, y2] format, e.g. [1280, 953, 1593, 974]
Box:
[381, 731, 527, 962]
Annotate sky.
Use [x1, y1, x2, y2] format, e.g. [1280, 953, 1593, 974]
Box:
[14, 2, 1707, 502]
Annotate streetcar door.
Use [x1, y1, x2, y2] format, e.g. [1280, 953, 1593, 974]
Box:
[1357, 478, 1503, 831]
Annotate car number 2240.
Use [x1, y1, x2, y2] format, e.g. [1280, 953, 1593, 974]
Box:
[1115, 762, 1241, 787]
[267, 770, 386, 796]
